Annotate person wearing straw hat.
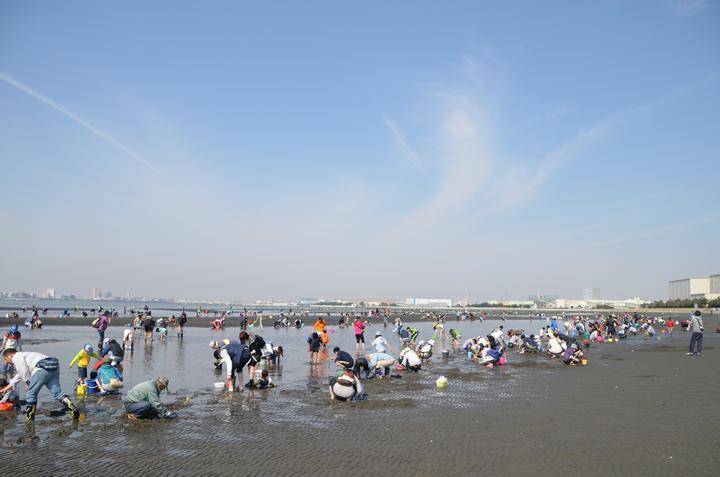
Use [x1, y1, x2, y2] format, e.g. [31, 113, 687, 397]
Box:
[125, 376, 176, 421]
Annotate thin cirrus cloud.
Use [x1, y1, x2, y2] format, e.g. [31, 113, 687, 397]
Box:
[413, 95, 497, 225]
[382, 115, 429, 176]
[673, 0, 711, 15]
[386, 64, 720, 230]
[0, 71, 156, 172]
[528, 108, 570, 124]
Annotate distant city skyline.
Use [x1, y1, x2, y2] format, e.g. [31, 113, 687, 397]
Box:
[0, 282, 694, 303]
[1, 1, 718, 302]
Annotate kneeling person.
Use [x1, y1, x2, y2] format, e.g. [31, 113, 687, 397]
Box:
[125, 376, 176, 420]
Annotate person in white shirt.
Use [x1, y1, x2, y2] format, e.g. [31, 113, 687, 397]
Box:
[1, 349, 79, 421]
[371, 332, 391, 353]
[547, 331, 566, 357]
[122, 327, 134, 351]
[399, 345, 422, 372]
[418, 339, 434, 360]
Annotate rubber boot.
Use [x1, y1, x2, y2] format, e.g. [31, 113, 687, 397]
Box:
[25, 403, 36, 421]
[61, 397, 80, 419]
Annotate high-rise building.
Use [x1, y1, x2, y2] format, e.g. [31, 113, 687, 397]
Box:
[582, 288, 600, 300]
[45, 288, 55, 299]
[104, 291, 113, 299]
[92, 288, 103, 300]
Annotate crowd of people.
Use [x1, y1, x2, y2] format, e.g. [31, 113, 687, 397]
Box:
[0, 308, 185, 422]
[0, 306, 709, 423]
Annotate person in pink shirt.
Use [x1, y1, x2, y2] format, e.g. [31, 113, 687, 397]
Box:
[353, 317, 368, 353]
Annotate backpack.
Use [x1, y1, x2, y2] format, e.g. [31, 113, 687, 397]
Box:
[250, 335, 266, 353]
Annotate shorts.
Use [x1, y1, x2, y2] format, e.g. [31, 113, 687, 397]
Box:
[78, 366, 88, 379]
[230, 355, 251, 378]
[144, 326, 153, 333]
[355, 333, 364, 343]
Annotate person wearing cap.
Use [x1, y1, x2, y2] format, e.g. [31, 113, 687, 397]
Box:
[687, 310, 704, 356]
[68, 343, 100, 384]
[210, 340, 226, 369]
[125, 377, 176, 421]
[122, 326, 134, 351]
[418, 339, 435, 360]
[371, 331, 391, 354]
[399, 344, 422, 372]
[1, 324, 22, 351]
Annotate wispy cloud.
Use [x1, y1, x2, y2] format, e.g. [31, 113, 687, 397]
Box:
[528, 108, 569, 123]
[673, 0, 711, 15]
[391, 78, 600, 227]
[0, 71, 156, 171]
[388, 61, 720, 230]
[412, 96, 496, 223]
[569, 211, 720, 252]
[382, 115, 429, 175]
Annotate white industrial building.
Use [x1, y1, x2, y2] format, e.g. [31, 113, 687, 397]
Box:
[405, 298, 453, 307]
[711, 274, 720, 294]
[669, 277, 712, 300]
[554, 297, 647, 309]
[582, 288, 600, 300]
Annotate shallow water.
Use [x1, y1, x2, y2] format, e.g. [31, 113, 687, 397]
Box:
[2, 320, 718, 476]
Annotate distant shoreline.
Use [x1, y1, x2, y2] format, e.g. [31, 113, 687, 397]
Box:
[1, 309, 714, 328]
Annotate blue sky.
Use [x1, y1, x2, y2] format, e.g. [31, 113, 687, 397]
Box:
[1, 0, 718, 302]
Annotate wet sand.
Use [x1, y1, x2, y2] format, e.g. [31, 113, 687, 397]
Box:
[1, 320, 718, 476]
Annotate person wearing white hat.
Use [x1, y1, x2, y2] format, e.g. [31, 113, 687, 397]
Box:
[371, 331, 391, 354]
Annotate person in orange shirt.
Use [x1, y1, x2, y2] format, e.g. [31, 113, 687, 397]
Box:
[314, 317, 327, 334]
[320, 329, 330, 349]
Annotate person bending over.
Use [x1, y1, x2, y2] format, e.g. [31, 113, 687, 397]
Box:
[333, 347, 354, 370]
[125, 377, 176, 421]
[328, 369, 363, 401]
